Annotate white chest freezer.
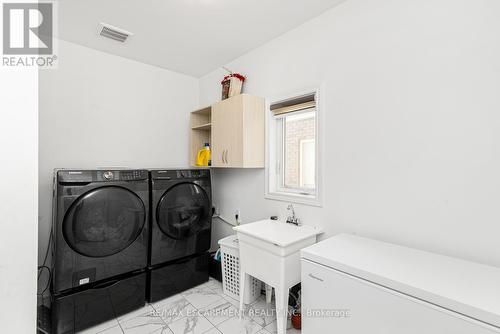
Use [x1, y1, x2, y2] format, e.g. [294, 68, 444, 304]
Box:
[301, 234, 500, 334]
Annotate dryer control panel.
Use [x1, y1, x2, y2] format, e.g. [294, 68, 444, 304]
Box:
[151, 169, 210, 180]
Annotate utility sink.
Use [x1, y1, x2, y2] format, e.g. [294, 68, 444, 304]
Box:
[233, 219, 323, 334]
[233, 219, 322, 256]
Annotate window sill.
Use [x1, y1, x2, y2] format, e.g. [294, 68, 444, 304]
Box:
[265, 191, 322, 207]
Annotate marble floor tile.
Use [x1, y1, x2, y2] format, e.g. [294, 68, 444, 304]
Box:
[220, 294, 239, 308]
[210, 284, 224, 295]
[78, 318, 120, 334]
[197, 298, 239, 326]
[182, 286, 225, 309]
[249, 295, 270, 306]
[75, 277, 298, 334]
[203, 329, 223, 334]
[118, 304, 156, 323]
[248, 297, 276, 328]
[151, 295, 197, 325]
[150, 294, 185, 311]
[119, 306, 167, 334]
[255, 330, 272, 334]
[220, 294, 254, 311]
[168, 315, 215, 334]
[150, 326, 174, 334]
[205, 277, 222, 287]
[195, 281, 218, 291]
[263, 320, 300, 334]
[263, 321, 277, 334]
[216, 316, 263, 334]
[95, 326, 125, 334]
[205, 278, 222, 290]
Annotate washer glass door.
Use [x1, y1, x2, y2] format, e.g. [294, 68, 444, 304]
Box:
[156, 182, 210, 240]
[63, 186, 146, 258]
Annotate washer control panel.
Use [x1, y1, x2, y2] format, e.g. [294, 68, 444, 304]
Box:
[58, 169, 148, 183]
[119, 170, 147, 181]
[98, 170, 148, 181]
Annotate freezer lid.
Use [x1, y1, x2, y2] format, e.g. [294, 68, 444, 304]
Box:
[301, 234, 500, 329]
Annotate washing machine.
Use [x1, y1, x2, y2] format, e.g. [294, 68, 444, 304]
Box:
[148, 169, 211, 302]
[52, 169, 149, 293]
[51, 169, 149, 333]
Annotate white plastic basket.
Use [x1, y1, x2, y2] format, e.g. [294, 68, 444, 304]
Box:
[218, 235, 261, 304]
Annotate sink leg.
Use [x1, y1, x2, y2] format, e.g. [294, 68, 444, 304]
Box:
[239, 271, 247, 319]
[265, 284, 273, 303]
[275, 286, 289, 334]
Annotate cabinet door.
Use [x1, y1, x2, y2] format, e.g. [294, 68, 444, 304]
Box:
[211, 96, 243, 167]
[301, 260, 500, 334]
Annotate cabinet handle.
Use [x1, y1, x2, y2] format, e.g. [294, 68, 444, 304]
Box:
[308, 273, 324, 282]
[222, 150, 227, 164]
[225, 150, 229, 164]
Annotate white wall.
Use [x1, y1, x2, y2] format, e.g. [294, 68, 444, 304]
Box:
[200, 0, 500, 268]
[0, 65, 38, 331]
[39, 39, 198, 267]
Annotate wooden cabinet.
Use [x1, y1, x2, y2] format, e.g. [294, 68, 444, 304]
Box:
[212, 94, 265, 168]
[190, 94, 265, 168]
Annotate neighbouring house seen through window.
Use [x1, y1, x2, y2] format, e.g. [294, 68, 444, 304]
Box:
[267, 91, 320, 205]
[284, 111, 315, 190]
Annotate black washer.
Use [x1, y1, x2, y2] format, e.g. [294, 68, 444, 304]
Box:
[52, 169, 149, 294]
[63, 186, 146, 258]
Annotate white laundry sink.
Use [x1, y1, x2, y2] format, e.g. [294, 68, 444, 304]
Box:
[233, 219, 322, 256]
[233, 219, 322, 334]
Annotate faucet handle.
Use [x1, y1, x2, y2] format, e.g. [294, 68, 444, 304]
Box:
[285, 203, 301, 226]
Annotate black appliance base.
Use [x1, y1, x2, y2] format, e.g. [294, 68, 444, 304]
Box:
[52, 271, 146, 334]
[147, 253, 209, 303]
[37, 305, 51, 334]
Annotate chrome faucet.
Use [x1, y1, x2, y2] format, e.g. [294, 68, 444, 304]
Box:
[286, 204, 301, 226]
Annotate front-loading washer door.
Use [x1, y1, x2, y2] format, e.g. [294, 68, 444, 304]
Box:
[156, 182, 210, 241]
[63, 186, 146, 258]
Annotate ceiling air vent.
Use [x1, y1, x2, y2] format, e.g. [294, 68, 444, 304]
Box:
[98, 23, 132, 43]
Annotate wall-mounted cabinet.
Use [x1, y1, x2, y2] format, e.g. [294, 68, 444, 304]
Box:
[190, 94, 265, 168]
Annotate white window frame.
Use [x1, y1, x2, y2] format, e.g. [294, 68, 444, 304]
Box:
[265, 87, 323, 207]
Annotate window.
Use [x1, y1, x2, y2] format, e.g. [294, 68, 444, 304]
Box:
[266, 90, 321, 206]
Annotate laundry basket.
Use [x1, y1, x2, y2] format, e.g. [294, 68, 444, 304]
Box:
[218, 235, 261, 304]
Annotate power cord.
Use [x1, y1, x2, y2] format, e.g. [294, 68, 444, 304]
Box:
[37, 266, 51, 297]
[37, 226, 54, 302]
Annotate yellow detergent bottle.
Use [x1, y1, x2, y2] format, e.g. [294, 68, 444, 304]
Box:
[196, 143, 211, 166]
